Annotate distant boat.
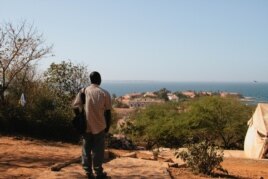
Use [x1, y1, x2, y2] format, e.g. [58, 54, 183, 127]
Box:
[253, 80, 258, 83]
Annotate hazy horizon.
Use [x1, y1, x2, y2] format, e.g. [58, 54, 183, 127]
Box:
[103, 80, 268, 83]
[1, 0, 268, 82]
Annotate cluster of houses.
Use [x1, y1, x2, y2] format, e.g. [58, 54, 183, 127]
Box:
[116, 92, 163, 108]
[115, 90, 242, 108]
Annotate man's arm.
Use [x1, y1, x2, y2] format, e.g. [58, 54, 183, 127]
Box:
[104, 90, 112, 133]
[72, 88, 85, 114]
[104, 110, 111, 133]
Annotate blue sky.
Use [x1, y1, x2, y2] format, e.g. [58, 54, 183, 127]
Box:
[1, 0, 268, 82]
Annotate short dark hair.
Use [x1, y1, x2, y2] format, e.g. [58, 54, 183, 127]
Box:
[90, 71, 101, 85]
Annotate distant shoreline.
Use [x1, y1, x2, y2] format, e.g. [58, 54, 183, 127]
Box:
[104, 80, 268, 84]
[102, 81, 268, 104]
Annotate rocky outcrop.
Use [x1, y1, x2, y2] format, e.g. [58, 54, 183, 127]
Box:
[106, 134, 136, 150]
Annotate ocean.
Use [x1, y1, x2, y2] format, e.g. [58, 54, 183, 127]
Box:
[102, 81, 268, 103]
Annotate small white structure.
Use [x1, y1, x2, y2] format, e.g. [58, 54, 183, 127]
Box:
[19, 93, 26, 107]
[244, 103, 268, 159]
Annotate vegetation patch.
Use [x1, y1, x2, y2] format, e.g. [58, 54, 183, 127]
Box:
[175, 140, 228, 176]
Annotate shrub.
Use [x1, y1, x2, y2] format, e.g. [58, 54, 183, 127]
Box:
[0, 83, 80, 143]
[186, 96, 253, 149]
[127, 102, 188, 149]
[124, 96, 252, 149]
[175, 140, 228, 175]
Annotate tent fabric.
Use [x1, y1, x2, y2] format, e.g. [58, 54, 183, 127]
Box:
[251, 103, 268, 135]
[244, 103, 268, 159]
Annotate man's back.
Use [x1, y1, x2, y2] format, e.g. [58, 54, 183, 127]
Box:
[84, 84, 111, 134]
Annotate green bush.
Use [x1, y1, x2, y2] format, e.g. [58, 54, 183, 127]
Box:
[175, 140, 228, 175]
[126, 102, 188, 149]
[0, 103, 29, 134]
[25, 86, 79, 142]
[125, 96, 253, 149]
[186, 96, 253, 149]
[0, 83, 80, 143]
[0, 60, 93, 143]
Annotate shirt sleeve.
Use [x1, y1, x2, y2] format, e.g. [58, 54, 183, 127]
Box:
[72, 90, 84, 110]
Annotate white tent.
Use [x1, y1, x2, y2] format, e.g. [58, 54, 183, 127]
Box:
[244, 103, 268, 159]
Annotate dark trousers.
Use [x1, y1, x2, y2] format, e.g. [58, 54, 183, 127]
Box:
[82, 130, 105, 175]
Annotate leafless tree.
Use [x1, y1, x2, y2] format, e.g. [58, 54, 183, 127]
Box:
[0, 21, 52, 104]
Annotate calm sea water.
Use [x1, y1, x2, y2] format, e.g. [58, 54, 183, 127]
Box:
[102, 81, 268, 103]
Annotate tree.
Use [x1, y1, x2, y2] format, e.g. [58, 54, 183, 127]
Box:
[154, 88, 170, 101]
[129, 102, 185, 149]
[187, 96, 253, 148]
[6, 64, 39, 105]
[174, 91, 189, 101]
[0, 21, 52, 104]
[44, 61, 90, 98]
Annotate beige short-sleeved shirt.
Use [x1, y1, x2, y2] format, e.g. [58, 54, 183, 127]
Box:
[73, 84, 111, 134]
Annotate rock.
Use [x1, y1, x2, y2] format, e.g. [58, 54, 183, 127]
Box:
[122, 152, 137, 158]
[140, 157, 155, 161]
[178, 163, 187, 168]
[104, 157, 171, 179]
[104, 150, 110, 160]
[159, 147, 171, 152]
[168, 163, 179, 168]
[136, 146, 146, 150]
[163, 158, 174, 163]
[106, 134, 136, 150]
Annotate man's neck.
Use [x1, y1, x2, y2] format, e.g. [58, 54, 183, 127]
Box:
[91, 83, 100, 87]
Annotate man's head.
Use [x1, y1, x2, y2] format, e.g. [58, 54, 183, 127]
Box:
[90, 71, 101, 85]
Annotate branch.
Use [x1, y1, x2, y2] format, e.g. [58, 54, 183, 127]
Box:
[3, 22, 26, 71]
[3, 23, 51, 87]
[51, 156, 81, 172]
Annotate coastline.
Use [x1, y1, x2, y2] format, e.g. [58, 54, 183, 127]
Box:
[102, 81, 268, 104]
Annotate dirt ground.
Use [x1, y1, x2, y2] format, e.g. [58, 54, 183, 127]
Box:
[169, 158, 268, 179]
[0, 136, 81, 179]
[1, 136, 268, 179]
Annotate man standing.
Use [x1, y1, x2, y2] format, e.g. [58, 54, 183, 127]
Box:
[73, 71, 112, 179]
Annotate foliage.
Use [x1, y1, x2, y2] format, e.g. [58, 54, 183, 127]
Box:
[0, 22, 101, 143]
[174, 91, 190, 101]
[0, 82, 80, 142]
[125, 102, 188, 149]
[44, 60, 90, 98]
[5, 65, 40, 108]
[125, 96, 253, 149]
[154, 88, 170, 101]
[186, 96, 253, 148]
[175, 140, 228, 175]
[0, 58, 117, 143]
[0, 60, 92, 142]
[25, 81, 80, 141]
[0, 21, 52, 104]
